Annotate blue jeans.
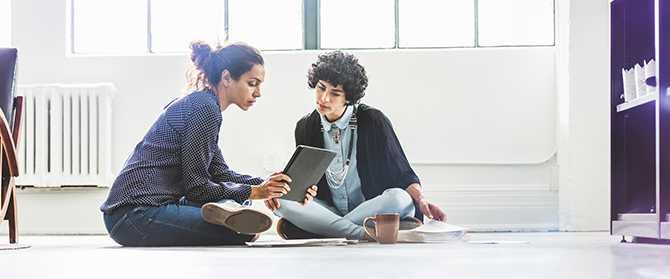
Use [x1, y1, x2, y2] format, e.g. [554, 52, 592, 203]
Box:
[273, 188, 415, 240]
[103, 198, 255, 246]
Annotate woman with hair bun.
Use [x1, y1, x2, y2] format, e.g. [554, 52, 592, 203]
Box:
[100, 40, 314, 246]
[265, 50, 446, 241]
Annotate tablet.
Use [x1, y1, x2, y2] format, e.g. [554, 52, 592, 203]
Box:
[279, 145, 336, 202]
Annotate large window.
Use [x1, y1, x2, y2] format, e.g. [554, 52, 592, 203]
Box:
[150, 0, 226, 53]
[72, 0, 146, 54]
[478, 0, 555, 46]
[70, 0, 555, 54]
[320, 0, 395, 49]
[0, 0, 10, 47]
[71, 0, 302, 54]
[228, 0, 302, 50]
[398, 0, 475, 48]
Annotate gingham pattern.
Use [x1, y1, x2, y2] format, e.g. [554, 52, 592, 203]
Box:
[101, 88, 261, 214]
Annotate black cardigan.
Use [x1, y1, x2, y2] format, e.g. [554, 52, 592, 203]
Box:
[294, 104, 423, 220]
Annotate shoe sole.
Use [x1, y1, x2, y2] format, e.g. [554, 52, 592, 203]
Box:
[276, 218, 322, 240]
[201, 204, 272, 235]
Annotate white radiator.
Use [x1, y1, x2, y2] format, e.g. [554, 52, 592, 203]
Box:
[15, 84, 115, 187]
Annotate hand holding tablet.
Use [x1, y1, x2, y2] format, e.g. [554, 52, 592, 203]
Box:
[279, 145, 336, 202]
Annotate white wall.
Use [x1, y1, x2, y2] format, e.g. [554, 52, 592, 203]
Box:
[556, 0, 611, 231]
[1, 0, 610, 235]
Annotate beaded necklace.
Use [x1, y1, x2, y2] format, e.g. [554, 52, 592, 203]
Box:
[321, 107, 357, 189]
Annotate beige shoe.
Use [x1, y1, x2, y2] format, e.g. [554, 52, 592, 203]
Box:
[201, 201, 272, 235]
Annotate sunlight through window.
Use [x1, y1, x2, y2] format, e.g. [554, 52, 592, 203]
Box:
[398, 0, 475, 48]
[320, 0, 395, 49]
[0, 0, 11, 47]
[151, 0, 225, 53]
[73, 0, 146, 54]
[228, 0, 302, 50]
[478, 0, 555, 46]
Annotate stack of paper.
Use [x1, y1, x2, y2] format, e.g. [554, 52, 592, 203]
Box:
[397, 220, 469, 243]
[246, 238, 351, 247]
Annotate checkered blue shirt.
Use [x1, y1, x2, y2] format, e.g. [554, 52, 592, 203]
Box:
[100, 88, 261, 214]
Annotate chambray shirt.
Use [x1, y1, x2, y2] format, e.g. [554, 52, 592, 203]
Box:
[320, 104, 365, 215]
[100, 88, 262, 214]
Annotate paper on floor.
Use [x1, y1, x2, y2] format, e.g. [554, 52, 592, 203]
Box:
[246, 238, 350, 247]
[397, 220, 469, 243]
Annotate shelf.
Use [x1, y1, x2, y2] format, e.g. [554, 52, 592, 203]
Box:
[612, 220, 659, 238]
[616, 92, 658, 112]
[617, 213, 670, 221]
[613, 214, 670, 240]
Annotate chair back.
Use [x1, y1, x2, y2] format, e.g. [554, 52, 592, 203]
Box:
[0, 48, 18, 129]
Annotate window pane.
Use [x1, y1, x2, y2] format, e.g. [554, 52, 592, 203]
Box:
[478, 0, 555, 46]
[320, 0, 395, 49]
[73, 0, 147, 54]
[228, 0, 302, 50]
[0, 0, 9, 47]
[399, 0, 474, 48]
[151, 0, 225, 53]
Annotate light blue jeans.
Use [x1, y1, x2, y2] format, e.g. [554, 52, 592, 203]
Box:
[273, 188, 415, 240]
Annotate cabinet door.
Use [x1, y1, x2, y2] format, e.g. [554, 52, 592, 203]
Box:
[657, 0, 670, 235]
[610, 0, 657, 219]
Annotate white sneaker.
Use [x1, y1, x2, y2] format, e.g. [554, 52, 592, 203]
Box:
[201, 201, 272, 235]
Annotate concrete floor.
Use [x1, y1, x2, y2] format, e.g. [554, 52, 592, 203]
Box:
[0, 232, 669, 279]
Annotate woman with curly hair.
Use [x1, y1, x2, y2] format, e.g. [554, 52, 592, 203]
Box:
[100, 40, 313, 246]
[265, 50, 446, 241]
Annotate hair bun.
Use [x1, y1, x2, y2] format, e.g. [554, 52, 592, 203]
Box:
[189, 40, 213, 68]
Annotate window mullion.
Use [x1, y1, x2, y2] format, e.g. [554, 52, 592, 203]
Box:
[224, 0, 229, 43]
[395, 0, 399, 48]
[474, 0, 479, 47]
[147, 0, 152, 52]
[304, 0, 319, 50]
[70, 0, 75, 53]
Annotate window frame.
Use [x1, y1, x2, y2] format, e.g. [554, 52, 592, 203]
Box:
[309, 0, 555, 50]
[68, 0, 555, 54]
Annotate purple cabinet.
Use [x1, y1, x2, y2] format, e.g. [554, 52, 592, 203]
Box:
[610, 0, 670, 243]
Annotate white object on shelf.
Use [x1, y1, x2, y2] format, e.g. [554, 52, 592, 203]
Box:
[635, 63, 648, 97]
[623, 67, 637, 101]
[645, 59, 657, 94]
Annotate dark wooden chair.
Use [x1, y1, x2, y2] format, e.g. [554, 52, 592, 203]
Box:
[0, 47, 24, 244]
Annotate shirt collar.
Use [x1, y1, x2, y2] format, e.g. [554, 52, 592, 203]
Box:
[320, 105, 354, 132]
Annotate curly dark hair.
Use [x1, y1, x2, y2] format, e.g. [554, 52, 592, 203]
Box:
[307, 50, 368, 104]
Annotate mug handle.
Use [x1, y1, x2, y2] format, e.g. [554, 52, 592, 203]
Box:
[363, 217, 378, 241]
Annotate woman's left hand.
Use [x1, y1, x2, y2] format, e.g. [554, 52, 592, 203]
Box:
[405, 183, 447, 222]
[418, 200, 447, 222]
[299, 185, 318, 206]
[263, 185, 317, 211]
[264, 198, 281, 211]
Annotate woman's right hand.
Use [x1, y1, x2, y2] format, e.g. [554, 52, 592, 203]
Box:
[250, 171, 291, 200]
